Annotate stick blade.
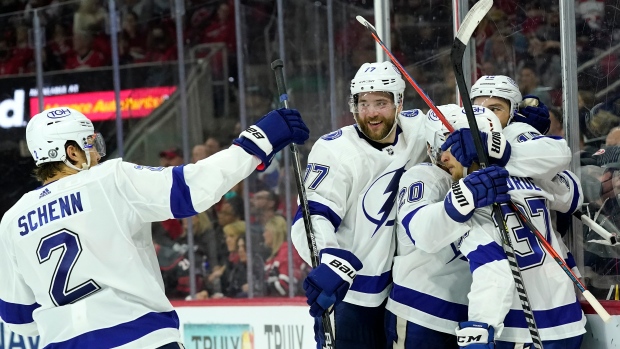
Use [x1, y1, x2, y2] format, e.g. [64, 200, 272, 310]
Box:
[356, 15, 378, 35]
[455, 0, 493, 44]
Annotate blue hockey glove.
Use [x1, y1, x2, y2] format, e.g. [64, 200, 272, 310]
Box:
[303, 248, 363, 317]
[442, 129, 511, 168]
[444, 166, 511, 222]
[456, 322, 495, 348]
[513, 95, 550, 135]
[233, 108, 309, 171]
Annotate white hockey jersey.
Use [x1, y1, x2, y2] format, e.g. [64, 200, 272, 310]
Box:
[291, 110, 428, 307]
[389, 163, 586, 343]
[0, 146, 260, 349]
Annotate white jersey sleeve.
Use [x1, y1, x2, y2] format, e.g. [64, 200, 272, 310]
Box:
[396, 163, 472, 253]
[116, 145, 260, 222]
[503, 123, 571, 181]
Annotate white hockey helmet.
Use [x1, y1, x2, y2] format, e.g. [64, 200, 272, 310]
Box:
[26, 107, 105, 169]
[470, 75, 522, 121]
[349, 61, 405, 112]
[426, 104, 502, 165]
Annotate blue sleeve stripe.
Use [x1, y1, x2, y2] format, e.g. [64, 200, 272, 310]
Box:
[170, 166, 198, 219]
[504, 299, 583, 329]
[532, 135, 564, 141]
[562, 171, 580, 214]
[349, 270, 392, 294]
[390, 283, 468, 322]
[45, 311, 179, 349]
[566, 252, 577, 269]
[401, 205, 427, 244]
[293, 201, 342, 231]
[466, 242, 507, 273]
[0, 299, 40, 324]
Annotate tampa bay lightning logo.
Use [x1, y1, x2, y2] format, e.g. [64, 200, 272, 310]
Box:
[321, 129, 342, 141]
[362, 167, 406, 236]
[516, 131, 541, 143]
[400, 109, 419, 118]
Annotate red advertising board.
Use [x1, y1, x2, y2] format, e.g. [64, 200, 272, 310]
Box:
[29, 86, 177, 121]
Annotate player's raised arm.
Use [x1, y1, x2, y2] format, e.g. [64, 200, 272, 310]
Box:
[115, 108, 309, 222]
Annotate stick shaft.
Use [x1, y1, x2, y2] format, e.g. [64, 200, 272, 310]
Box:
[271, 59, 335, 348]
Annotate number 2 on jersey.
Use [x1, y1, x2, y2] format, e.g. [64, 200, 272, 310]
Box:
[37, 229, 101, 306]
[500, 197, 550, 270]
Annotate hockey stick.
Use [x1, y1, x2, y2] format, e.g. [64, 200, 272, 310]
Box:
[452, 2, 543, 348]
[356, 14, 618, 246]
[271, 59, 335, 349]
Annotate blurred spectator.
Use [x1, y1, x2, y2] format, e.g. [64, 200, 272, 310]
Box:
[0, 37, 20, 76]
[483, 34, 517, 77]
[521, 35, 561, 90]
[207, 220, 246, 298]
[12, 24, 34, 73]
[606, 127, 620, 147]
[548, 107, 564, 138]
[204, 136, 221, 157]
[141, 25, 176, 62]
[64, 31, 106, 70]
[120, 0, 153, 24]
[121, 10, 145, 61]
[250, 190, 279, 228]
[263, 216, 305, 296]
[73, 0, 107, 35]
[518, 65, 552, 106]
[49, 23, 72, 66]
[159, 147, 184, 167]
[191, 144, 208, 163]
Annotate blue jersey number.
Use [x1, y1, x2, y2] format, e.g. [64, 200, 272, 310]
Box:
[304, 163, 330, 190]
[500, 197, 549, 270]
[37, 229, 101, 306]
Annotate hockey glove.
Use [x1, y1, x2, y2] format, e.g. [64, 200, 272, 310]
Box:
[303, 248, 363, 317]
[233, 108, 310, 171]
[513, 95, 551, 135]
[456, 322, 495, 348]
[442, 129, 511, 168]
[444, 166, 511, 222]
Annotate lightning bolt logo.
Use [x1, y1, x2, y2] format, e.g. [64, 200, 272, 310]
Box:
[362, 166, 406, 236]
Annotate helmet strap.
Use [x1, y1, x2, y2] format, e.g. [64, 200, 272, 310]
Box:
[62, 149, 92, 172]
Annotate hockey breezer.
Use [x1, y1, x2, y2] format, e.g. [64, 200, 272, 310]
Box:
[271, 59, 335, 349]
[450, 0, 543, 348]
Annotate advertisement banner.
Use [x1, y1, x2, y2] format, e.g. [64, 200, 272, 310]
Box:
[184, 324, 253, 349]
[29, 86, 177, 121]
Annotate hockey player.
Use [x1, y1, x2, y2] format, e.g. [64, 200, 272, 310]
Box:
[387, 104, 585, 349]
[291, 61, 429, 349]
[0, 106, 309, 349]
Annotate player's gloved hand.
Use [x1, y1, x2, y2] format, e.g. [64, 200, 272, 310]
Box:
[444, 166, 511, 222]
[514, 95, 551, 135]
[442, 129, 511, 168]
[233, 108, 309, 171]
[303, 248, 363, 317]
[456, 322, 495, 348]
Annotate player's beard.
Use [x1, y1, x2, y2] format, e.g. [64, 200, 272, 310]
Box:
[356, 115, 396, 142]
